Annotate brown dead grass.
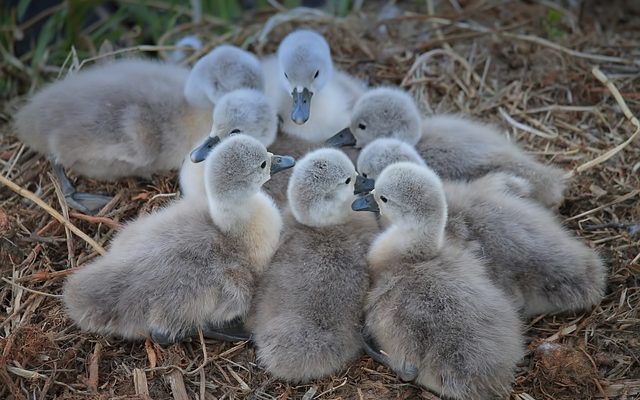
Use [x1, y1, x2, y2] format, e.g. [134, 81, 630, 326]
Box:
[1, 1, 639, 399]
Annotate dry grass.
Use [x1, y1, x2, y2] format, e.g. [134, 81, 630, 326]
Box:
[1, 1, 639, 399]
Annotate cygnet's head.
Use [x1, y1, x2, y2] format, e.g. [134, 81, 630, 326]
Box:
[355, 138, 425, 194]
[184, 45, 264, 109]
[287, 148, 357, 227]
[278, 30, 333, 125]
[190, 89, 278, 162]
[352, 163, 447, 246]
[204, 135, 295, 203]
[169, 35, 203, 63]
[325, 87, 421, 148]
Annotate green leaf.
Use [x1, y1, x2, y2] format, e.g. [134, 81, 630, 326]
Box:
[17, 0, 31, 21]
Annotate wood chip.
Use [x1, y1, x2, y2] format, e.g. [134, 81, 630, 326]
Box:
[164, 369, 189, 400]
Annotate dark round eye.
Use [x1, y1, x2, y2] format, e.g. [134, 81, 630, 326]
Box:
[361, 173, 367, 178]
[230, 129, 241, 135]
[314, 70, 319, 79]
[284, 72, 289, 79]
[345, 177, 351, 184]
[380, 195, 388, 203]
[358, 123, 366, 130]
[261, 161, 267, 169]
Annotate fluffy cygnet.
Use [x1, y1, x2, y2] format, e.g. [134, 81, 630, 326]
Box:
[355, 138, 607, 317]
[262, 29, 366, 142]
[249, 148, 379, 382]
[352, 162, 523, 399]
[63, 135, 294, 344]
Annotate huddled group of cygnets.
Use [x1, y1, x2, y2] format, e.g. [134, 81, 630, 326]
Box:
[15, 28, 607, 399]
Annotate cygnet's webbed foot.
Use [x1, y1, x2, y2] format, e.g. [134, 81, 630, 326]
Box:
[151, 329, 193, 346]
[362, 331, 418, 382]
[65, 192, 112, 215]
[51, 161, 112, 215]
[202, 318, 252, 342]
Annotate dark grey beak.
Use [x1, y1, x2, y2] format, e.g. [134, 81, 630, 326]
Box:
[354, 175, 375, 195]
[190, 136, 221, 163]
[270, 154, 296, 175]
[351, 193, 379, 212]
[291, 88, 312, 125]
[325, 127, 356, 147]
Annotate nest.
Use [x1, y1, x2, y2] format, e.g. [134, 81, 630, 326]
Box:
[1, 1, 639, 399]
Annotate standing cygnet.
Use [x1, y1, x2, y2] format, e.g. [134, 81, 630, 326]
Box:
[327, 86, 567, 208]
[63, 135, 295, 344]
[249, 148, 379, 382]
[14, 45, 262, 214]
[262, 29, 366, 142]
[179, 88, 278, 198]
[352, 162, 523, 399]
[355, 140, 607, 317]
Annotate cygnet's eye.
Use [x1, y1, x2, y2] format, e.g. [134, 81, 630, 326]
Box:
[314, 70, 319, 79]
[261, 161, 267, 169]
[361, 172, 368, 178]
[344, 177, 351, 184]
[380, 195, 388, 203]
[230, 129, 241, 135]
[284, 72, 289, 80]
[358, 123, 366, 130]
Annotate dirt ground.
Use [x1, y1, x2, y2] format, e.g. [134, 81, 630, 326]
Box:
[1, 1, 639, 399]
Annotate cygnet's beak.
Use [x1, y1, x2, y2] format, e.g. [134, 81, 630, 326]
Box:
[354, 175, 375, 195]
[351, 193, 379, 213]
[190, 135, 221, 163]
[325, 127, 357, 147]
[270, 154, 296, 175]
[291, 88, 312, 125]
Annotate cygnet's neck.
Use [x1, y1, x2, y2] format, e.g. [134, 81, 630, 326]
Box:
[208, 190, 282, 269]
[178, 103, 214, 149]
[369, 216, 446, 270]
[207, 191, 267, 233]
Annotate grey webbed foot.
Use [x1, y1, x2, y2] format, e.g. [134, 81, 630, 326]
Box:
[151, 330, 177, 346]
[51, 161, 112, 215]
[362, 331, 418, 382]
[65, 192, 112, 215]
[203, 318, 252, 342]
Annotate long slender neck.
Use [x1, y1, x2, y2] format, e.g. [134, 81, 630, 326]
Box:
[179, 105, 214, 149]
[207, 192, 261, 233]
[368, 215, 446, 277]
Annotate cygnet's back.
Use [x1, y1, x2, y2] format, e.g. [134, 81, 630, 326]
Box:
[250, 148, 379, 382]
[444, 175, 607, 317]
[63, 135, 288, 343]
[356, 163, 523, 399]
[15, 59, 209, 180]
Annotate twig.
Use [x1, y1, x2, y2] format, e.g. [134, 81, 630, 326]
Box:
[565, 190, 640, 222]
[498, 107, 558, 139]
[0, 174, 106, 255]
[575, 67, 640, 173]
[69, 212, 122, 230]
[50, 172, 76, 269]
[185, 328, 208, 376]
[18, 268, 80, 283]
[87, 342, 102, 393]
[1, 277, 62, 298]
